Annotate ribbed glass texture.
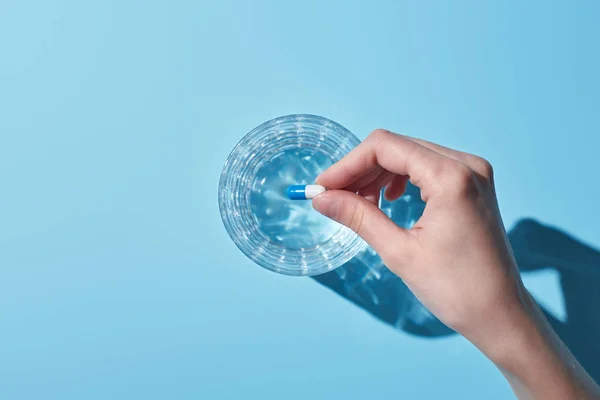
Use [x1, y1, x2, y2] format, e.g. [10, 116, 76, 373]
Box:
[219, 114, 366, 276]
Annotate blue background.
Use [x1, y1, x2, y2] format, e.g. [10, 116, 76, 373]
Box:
[1, 1, 599, 399]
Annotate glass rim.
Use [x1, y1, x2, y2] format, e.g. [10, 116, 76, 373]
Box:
[218, 114, 366, 276]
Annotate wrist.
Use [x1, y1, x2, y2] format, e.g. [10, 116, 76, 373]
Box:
[479, 286, 549, 367]
[475, 287, 598, 399]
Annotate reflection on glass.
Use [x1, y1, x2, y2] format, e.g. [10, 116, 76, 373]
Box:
[249, 148, 337, 250]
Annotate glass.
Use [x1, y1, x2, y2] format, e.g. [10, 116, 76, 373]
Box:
[219, 114, 366, 276]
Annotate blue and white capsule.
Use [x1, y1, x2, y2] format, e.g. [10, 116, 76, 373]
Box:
[287, 184, 327, 200]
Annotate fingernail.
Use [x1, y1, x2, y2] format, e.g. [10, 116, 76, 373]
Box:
[312, 194, 340, 220]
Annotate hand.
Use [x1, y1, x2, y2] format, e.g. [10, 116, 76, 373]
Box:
[314, 129, 521, 343]
[312, 129, 600, 399]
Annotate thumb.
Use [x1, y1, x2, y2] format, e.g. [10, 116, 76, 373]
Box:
[312, 190, 413, 264]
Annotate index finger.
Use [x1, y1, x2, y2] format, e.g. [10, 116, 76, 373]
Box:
[316, 130, 448, 192]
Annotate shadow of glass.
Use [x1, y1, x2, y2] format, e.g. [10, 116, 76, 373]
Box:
[312, 183, 600, 382]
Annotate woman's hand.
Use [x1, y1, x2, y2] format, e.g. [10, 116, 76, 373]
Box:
[312, 129, 600, 399]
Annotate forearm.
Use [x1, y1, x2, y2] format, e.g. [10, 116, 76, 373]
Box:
[481, 289, 600, 399]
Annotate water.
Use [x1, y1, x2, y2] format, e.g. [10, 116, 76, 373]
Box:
[219, 114, 364, 276]
[249, 148, 339, 250]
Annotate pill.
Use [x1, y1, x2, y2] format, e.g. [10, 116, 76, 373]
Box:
[287, 185, 327, 200]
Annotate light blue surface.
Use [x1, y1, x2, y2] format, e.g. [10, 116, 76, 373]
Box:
[1, 1, 599, 399]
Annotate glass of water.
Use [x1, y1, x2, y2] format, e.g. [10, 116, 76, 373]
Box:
[218, 114, 366, 276]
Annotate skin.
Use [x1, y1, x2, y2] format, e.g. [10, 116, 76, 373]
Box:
[312, 129, 600, 400]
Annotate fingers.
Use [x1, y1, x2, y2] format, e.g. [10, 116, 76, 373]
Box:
[316, 130, 449, 196]
[383, 175, 409, 201]
[358, 171, 395, 205]
[405, 136, 493, 179]
[344, 166, 384, 194]
[317, 129, 494, 205]
[312, 190, 414, 264]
